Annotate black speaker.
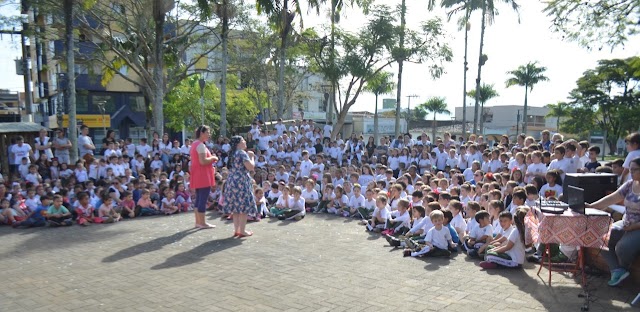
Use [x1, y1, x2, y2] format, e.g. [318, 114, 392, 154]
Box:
[563, 173, 618, 204]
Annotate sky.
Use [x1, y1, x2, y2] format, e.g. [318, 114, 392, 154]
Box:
[1, 0, 638, 120]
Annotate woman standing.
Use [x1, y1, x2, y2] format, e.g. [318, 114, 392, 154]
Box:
[586, 157, 640, 287]
[223, 136, 257, 238]
[189, 125, 218, 229]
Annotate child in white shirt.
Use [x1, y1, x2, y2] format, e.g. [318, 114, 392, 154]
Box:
[405, 210, 456, 257]
[365, 195, 390, 232]
[383, 199, 411, 235]
[347, 184, 366, 217]
[465, 211, 493, 258]
[480, 209, 527, 269]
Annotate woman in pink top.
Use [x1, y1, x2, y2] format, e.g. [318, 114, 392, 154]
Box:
[189, 125, 218, 229]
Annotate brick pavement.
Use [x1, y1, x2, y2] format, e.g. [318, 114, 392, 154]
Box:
[0, 213, 637, 311]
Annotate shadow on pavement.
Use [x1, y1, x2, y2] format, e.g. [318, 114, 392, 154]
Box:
[484, 266, 636, 311]
[150, 237, 242, 270]
[102, 227, 200, 263]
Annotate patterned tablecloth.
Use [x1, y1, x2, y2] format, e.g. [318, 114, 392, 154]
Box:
[525, 209, 611, 248]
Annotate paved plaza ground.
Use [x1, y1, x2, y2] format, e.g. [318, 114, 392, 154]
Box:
[0, 212, 637, 311]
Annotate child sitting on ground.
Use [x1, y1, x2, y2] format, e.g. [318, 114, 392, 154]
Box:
[385, 205, 426, 247]
[403, 210, 457, 258]
[120, 191, 136, 218]
[365, 195, 390, 232]
[357, 188, 377, 220]
[13, 194, 50, 228]
[137, 189, 160, 216]
[383, 199, 411, 235]
[465, 210, 493, 258]
[479, 208, 527, 269]
[47, 195, 72, 227]
[161, 190, 179, 215]
[278, 186, 305, 221]
[347, 183, 365, 217]
[269, 186, 291, 218]
[75, 192, 95, 226]
[99, 197, 122, 223]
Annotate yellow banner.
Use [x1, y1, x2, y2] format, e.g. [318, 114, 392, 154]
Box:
[62, 114, 111, 128]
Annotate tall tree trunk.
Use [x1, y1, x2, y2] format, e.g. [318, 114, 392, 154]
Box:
[277, 3, 288, 120]
[220, 0, 229, 137]
[394, 0, 407, 138]
[473, 2, 487, 135]
[480, 101, 484, 134]
[432, 113, 437, 144]
[523, 83, 528, 135]
[462, 9, 470, 140]
[153, 0, 166, 135]
[329, 0, 336, 135]
[64, 0, 78, 163]
[374, 93, 379, 144]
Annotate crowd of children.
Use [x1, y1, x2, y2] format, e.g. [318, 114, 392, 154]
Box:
[3, 120, 640, 270]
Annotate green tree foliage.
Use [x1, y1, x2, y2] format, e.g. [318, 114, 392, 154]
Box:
[545, 101, 570, 132]
[505, 61, 549, 134]
[544, 0, 640, 50]
[563, 57, 640, 153]
[364, 71, 395, 143]
[308, 5, 452, 137]
[466, 83, 498, 133]
[416, 96, 450, 141]
[164, 75, 260, 135]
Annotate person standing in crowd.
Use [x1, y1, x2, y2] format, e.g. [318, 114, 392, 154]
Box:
[223, 136, 257, 238]
[34, 128, 53, 161]
[78, 125, 96, 163]
[53, 129, 72, 165]
[189, 125, 217, 229]
[10, 136, 33, 177]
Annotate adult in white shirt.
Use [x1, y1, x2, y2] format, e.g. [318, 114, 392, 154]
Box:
[274, 119, 287, 136]
[34, 128, 54, 161]
[323, 122, 332, 139]
[10, 136, 33, 165]
[136, 139, 153, 159]
[78, 125, 96, 160]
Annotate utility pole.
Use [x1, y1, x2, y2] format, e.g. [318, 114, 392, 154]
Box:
[516, 109, 520, 136]
[406, 94, 418, 133]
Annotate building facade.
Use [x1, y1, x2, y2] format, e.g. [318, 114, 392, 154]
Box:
[454, 105, 558, 139]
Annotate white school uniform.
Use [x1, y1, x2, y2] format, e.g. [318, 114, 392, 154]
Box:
[425, 226, 452, 250]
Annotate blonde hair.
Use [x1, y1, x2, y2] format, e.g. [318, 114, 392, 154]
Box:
[429, 209, 444, 221]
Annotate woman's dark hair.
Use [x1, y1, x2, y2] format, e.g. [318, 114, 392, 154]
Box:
[227, 135, 245, 167]
[625, 132, 640, 146]
[195, 125, 210, 138]
[632, 157, 640, 167]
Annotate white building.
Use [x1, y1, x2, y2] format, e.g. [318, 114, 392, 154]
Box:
[454, 105, 559, 139]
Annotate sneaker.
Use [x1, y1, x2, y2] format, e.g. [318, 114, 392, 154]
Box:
[342, 211, 350, 217]
[411, 246, 431, 257]
[525, 246, 536, 254]
[405, 238, 418, 250]
[608, 269, 630, 287]
[48, 220, 60, 227]
[527, 255, 541, 263]
[277, 215, 286, 220]
[384, 235, 401, 247]
[403, 249, 412, 257]
[479, 261, 498, 269]
[366, 223, 374, 232]
[468, 250, 479, 258]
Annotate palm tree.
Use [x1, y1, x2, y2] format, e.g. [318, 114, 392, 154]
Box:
[428, 0, 481, 138]
[364, 71, 395, 144]
[417, 97, 450, 142]
[505, 61, 549, 134]
[428, 0, 519, 135]
[466, 83, 498, 134]
[546, 101, 570, 132]
[256, 0, 323, 120]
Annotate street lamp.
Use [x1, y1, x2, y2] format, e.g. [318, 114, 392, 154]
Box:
[96, 100, 107, 134]
[198, 77, 206, 125]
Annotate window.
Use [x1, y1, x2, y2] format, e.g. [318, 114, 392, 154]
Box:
[77, 94, 89, 113]
[130, 95, 146, 112]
